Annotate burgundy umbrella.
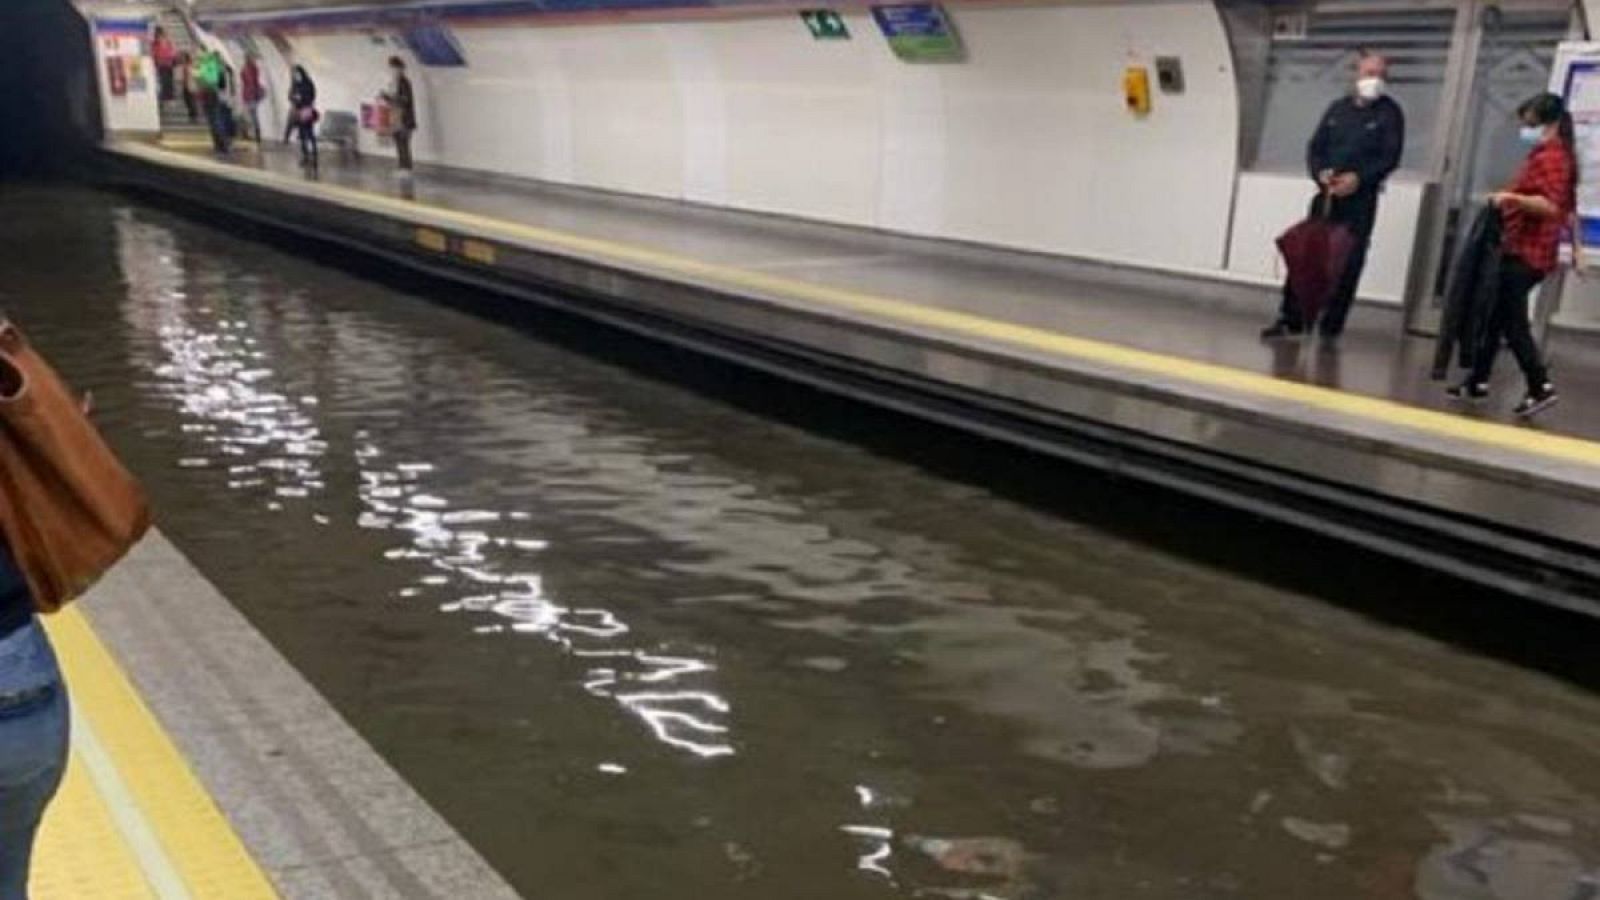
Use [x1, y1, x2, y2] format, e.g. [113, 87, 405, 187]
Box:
[1276, 195, 1357, 324]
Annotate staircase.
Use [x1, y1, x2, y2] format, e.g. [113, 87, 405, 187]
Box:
[154, 7, 207, 139]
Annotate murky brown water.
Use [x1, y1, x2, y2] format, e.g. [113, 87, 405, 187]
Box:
[4, 183, 1600, 899]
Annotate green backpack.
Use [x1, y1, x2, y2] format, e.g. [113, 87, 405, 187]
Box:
[196, 53, 223, 90]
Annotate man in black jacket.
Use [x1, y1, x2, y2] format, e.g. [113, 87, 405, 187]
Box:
[1263, 50, 1406, 342]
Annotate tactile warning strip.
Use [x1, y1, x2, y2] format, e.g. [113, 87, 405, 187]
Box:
[31, 608, 278, 899]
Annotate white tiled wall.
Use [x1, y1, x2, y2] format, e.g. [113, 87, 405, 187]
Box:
[1228, 171, 1428, 306]
[246, 0, 1241, 273]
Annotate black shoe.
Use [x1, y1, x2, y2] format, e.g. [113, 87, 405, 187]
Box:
[1513, 384, 1559, 418]
[1260, 322, 1305, 340]
[1446, 381, 1490, 402]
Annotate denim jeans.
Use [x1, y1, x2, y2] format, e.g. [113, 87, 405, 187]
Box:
[0, 620, 69, 900]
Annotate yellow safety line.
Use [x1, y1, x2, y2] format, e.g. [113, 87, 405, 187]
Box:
[33, 608, 279, 899]
[116, 141, 1600, 470]
[34, 751, 154, 899]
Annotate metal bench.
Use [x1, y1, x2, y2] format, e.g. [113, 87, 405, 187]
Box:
[318, 111, 360, 160]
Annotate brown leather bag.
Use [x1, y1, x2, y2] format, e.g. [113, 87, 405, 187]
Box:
[0, 321, 151, 613]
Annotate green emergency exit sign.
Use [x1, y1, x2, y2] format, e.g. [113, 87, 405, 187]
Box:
[801, 9, 850, 40]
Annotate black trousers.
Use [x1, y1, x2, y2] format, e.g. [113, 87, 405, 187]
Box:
[202, 96, 228, 152]
[1278, 189, 1379, 336]
[393, 128, 413, 170]
[1469, 256, 1549, 392]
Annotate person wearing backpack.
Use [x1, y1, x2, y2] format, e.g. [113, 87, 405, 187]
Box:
[196, 51, 231, 154]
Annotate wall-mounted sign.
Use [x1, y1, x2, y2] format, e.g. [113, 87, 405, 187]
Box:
[1270, 12, 1309, 42]
[94, 19, 151, 96]
[870, 3, 962, 63]
[1556, 45, 1600, 248]
[402, 23, 466, 67]
[800, 9, 849, 40]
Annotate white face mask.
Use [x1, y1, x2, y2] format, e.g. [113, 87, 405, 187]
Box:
[1520, 125, 1546, 145]
[1356, 77, 1385, 101]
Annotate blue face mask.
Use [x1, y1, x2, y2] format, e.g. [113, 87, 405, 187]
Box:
[1520, 125, 1546, 145]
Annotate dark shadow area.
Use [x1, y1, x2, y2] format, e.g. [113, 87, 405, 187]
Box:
[0, 0, 100, 179]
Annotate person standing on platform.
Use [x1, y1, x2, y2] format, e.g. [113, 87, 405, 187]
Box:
[240, 53, 264, 142]
[196, 50, 231, 155]
[381, 56, 417, 177]
[0, 533, 67, 900]
[0, 313, 147, 900]
[288, 65, 319, 168]
[0, 536, 68, 900]
[1447, 93, 1577, 417]
[1262, 50, 1406, 343]
[151, 26, 177, 103]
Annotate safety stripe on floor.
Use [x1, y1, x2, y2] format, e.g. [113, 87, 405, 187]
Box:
[31, 607, 279, 899]
[114, 141, 1600, 471]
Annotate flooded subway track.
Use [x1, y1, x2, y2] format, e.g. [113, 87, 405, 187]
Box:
[3, 182, 1600, 899]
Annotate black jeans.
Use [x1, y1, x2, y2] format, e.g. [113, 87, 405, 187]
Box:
[1278, 189, 1379, 336]
[293, 117, 317, 164]
[203, 96, 228, 152]
[394, 128, 413, 170]
[1469, 256, 1549, 392]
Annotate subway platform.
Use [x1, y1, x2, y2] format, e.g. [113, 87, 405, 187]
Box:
[30, 532, 517, 899]
[98, 137, 1600, 614]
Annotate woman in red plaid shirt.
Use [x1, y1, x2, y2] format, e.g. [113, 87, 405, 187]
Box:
[1449, 92, 1578, 417]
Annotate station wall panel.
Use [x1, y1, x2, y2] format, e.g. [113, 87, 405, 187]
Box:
[245, 0, 1239, 273]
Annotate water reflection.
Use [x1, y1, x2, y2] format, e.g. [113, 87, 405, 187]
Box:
[84, 197, 1600, 899]
[111, 209, 734, 760]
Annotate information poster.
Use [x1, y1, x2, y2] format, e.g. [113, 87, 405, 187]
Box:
[94, 19, 151, 94]
[870, 3, 963, 63]
[1555, 43, 1600, 249]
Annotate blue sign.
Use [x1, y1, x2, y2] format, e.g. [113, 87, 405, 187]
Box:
[403, 23, 467, 67]
[870, 3, 962, 62]
[94, 17, 151, 34]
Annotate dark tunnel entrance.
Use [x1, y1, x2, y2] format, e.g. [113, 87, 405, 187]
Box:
[0, 0, 101, 178]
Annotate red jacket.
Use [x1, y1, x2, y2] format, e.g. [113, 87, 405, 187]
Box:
[241, 61, 263, 103]
[1502, 139, 1576, 274]
[152, 36, 177, 69]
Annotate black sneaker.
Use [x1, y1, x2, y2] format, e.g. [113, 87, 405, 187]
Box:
[1446, 381, 1490, 402]
[1513, 384, 1559, 418]
[1260, 322, 1305, 340]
